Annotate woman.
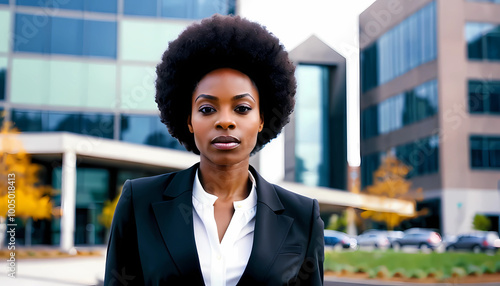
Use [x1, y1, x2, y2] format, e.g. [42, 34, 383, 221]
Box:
[104, 14, 324, 286]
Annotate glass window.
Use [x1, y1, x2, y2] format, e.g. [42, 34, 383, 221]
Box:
[294, 65, 330, 187]
[120, 114, 184, 149]
[11, 59, 116, 108]
[0, 57, 6, 101]
[14, 13, 117, 58]
[86, 1, 118, 14]
[361, 1, 437, 92]
[14, 13, 52, 53]
[466, 22, 500, 61]
[0, 10, 9, 53]
[121, 20, 187, 62]
[467, 0, 500, 3]
[85, 63, 117, 109]
[124, 0, 157, 16]
[11, 109, 43, 132]
[470, 136, 500, 168]
[11, 58, 51, 105]
[120, 65, 157, 110]
[83, 20, 117, 58]
[469, 80, 500, 114]
[47, 112, 80, 133]
[50, 17, 83, 56]
[81, 113, 114, 139]
[0, 0, 8, 4]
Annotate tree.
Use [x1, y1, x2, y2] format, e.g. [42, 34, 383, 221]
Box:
[0, 120, 54, 247]
[326, 211, 348, 232]
[360, 154, 426, 230]
[472, 214, 491, 231]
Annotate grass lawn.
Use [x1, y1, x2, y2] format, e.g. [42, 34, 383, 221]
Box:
[325, 250, 500, 279]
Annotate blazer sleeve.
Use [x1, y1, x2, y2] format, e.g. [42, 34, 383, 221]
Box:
[104, 180, 145, 285]
[297, 199, 325, 285]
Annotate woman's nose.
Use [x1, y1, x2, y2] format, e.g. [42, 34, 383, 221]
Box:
[215, 110, 236, 130]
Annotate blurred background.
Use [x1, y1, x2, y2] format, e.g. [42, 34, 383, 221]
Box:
[0, 0, 499, 284]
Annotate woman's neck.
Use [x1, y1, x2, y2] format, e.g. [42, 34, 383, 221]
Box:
[197, 158, 250, 202]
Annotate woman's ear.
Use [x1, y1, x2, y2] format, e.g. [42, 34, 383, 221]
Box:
[187, 115, 194, 133]
[259, 113, 264, 132]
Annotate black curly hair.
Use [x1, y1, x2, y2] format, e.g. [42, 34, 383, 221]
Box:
[155, 14, 296, 155]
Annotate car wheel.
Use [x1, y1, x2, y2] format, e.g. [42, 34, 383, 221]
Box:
[393, 242, 401, 252]
[472, 245, 481, 254]
[374, 243, 378, 249]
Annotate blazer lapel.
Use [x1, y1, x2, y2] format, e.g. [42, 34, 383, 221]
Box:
[239, 166, 294, 284]
[151, 163, 204, 284]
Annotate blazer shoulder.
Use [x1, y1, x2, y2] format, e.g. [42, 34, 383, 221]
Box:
[272, 184, 318, 215]
[125, 171, 177, 199]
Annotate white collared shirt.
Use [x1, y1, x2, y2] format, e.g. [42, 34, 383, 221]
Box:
[192, 169, 257, 286]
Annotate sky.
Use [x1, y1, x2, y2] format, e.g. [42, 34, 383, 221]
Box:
[238, 0, 376, 182]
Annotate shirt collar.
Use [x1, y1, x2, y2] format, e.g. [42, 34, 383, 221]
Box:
[192, 168, 257, 210]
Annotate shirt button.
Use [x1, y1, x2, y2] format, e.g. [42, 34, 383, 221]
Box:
[237, 204, 242, 208]
[217, 254, 221, 260]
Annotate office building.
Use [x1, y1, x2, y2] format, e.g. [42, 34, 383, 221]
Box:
[360, 0, 500, 235]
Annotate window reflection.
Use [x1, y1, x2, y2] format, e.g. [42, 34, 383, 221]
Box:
[470, 136, 500, 168]
[362, 80, 438, 139]
[16, 0, 118, 14]
[120, 114, 184, 150]
[295, 65, 330, 187]
[124, 0, 235, 19]
[11, 109, 114, 139]
[0, 67, 5, 101]
[466, 23, 500, 61]
[14, 13, 117, 58]
[361, 1, 437, 92]
[469, 80, 500, 114]
[362, 135, 439, 187]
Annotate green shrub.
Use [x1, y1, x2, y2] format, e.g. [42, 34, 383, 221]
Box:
[409, 269, 427, 279]
[451, 267, 467, 278]
[466, 264, 484, 276]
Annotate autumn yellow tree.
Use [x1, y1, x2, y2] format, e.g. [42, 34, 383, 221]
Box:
[0, 120, 54, 246]
[98, 190, 121, 229]
[360, 154, 426, 230]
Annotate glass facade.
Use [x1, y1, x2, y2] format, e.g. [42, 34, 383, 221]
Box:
[11, 109, 115, 139]
[121, 20, 188, 62]
[361, 1, 437, 92]
[294, 65, 330, 187]
[120, 114, 184, 149]
[52, 167, 110, 245]
[0, 10, 9, 53]
[362, 134, 439, 187]
[469, 80, 500, 114]
[17, 0, 118, 13]
[362, 80, 438, 139]
[11, 59, 117, 108]
[470, 136, 500, 168]
[466, 22, 500, 61]
[14, 14, 117, 58]
[124, 0, 235, 19]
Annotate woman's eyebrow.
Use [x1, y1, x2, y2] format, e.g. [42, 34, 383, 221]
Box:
[233, 93, 256, 102]
[195, 93, 256, 102]
[195, 94, 217, 102]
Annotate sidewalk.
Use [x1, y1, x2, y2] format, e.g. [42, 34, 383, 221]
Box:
[0, 249, 106, 286]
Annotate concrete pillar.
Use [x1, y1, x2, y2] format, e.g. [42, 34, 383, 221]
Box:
[60, 151, 77, 253]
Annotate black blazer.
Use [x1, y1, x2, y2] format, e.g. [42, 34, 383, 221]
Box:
[104, 163, 324, 285]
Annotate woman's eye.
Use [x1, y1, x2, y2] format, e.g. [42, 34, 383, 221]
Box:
[235, 106, 252, 113]
[199, 106, 215, 114]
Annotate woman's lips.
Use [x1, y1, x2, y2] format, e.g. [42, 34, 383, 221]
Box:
[211, 135, 240, 150]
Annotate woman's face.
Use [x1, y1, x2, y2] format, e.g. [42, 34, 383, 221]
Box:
[188, 68, 263, 167]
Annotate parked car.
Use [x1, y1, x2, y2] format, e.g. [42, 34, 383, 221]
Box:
[392, 229, 442, 251]
[446, 231, 500, 253]
[324, 230, 357, 250]
[362, 229, 404, 248]
[357, 232, 390, 249]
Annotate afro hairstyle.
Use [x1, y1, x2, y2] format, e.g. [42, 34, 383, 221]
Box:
[155, 14, 296, 155]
